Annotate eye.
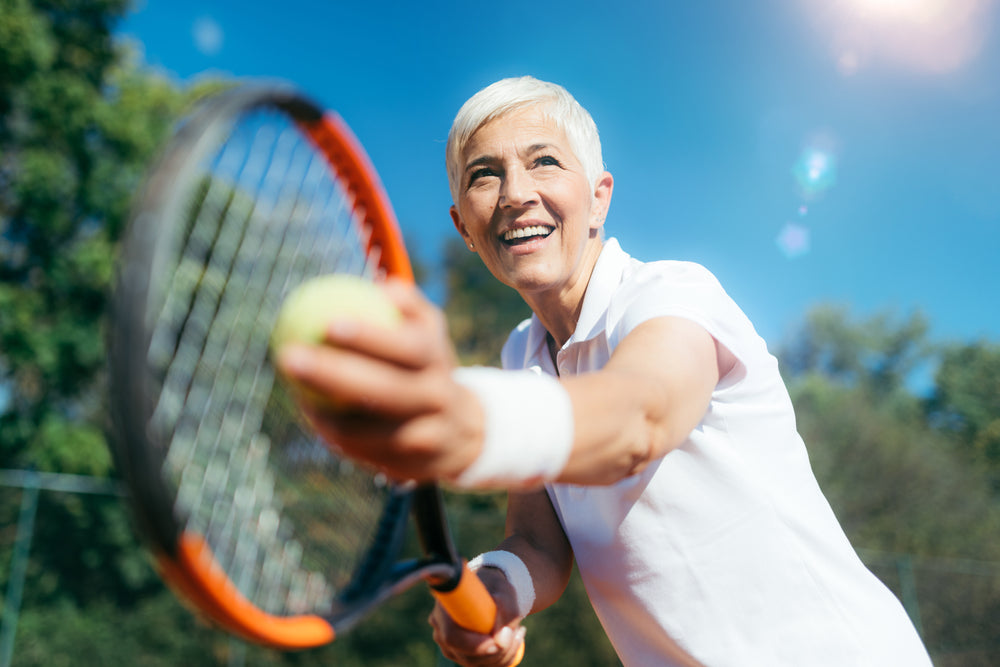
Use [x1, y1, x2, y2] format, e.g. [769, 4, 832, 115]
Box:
[468, 166, 499, 187]
[534, 155, 562, 168]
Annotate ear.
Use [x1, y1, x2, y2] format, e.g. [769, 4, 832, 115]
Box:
[590, 171, 614, 231]
[450, 205, 476, 251]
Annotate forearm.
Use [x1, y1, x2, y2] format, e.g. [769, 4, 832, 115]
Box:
[558, 370, 671, 485]
[473, 490, 573, 617]
[485, 534, 570, 615]
[451, 317, 721, 490]
[558, 316, 721, 485]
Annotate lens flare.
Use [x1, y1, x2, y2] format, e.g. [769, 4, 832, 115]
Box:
[793, 147, 837, 198]
[193, 16, 224, 56]
[776, 223, 811, 259]
[802, 0, 995, 74]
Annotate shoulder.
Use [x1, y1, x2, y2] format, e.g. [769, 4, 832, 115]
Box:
[608, 256, 765, 366]
[608, 259, 728, 333]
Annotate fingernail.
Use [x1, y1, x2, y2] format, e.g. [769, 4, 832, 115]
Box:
[496, 626, 513, 647]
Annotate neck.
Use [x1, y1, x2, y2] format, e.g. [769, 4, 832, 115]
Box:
[519, 239, 603, 348]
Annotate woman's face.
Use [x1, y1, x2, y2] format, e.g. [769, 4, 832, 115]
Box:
[450, 106, 612, 303]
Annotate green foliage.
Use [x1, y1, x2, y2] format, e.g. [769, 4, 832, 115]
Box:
[789, 374, 1000, 558]
[927, 341, 1000, 492]
[0, 0, 218, 472]
[780, 304, 931, 396]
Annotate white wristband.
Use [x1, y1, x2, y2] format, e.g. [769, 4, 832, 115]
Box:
[468, 550, 535, 619]
[451, 367, 573, 489]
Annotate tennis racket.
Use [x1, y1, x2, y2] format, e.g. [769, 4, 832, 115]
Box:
[108, 83, 522, 662]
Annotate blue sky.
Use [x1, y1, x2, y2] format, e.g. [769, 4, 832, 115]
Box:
[117, 0, 1000, 350]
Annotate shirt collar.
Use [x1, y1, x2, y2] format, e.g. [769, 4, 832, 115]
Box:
[522, 237, 631, 359]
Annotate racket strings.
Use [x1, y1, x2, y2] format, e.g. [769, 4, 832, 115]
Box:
[146, 108, 389, 617]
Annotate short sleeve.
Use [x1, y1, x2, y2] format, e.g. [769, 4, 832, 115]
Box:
[607, 261, 768, 378]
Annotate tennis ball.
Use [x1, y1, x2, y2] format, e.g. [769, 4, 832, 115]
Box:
[270, 274, 402, 356]
[270, 274, 401, 412]
[270, 276, 402, 414]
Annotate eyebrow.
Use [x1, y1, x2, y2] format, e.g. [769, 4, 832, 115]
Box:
[463, 155, 495, 173]
[462, 144, 558, 173]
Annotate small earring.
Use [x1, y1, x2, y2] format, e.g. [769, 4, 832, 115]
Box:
[469, 242, 475, 250]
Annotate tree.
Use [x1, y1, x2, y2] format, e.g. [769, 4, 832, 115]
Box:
[0, 0, 192, 474]
[779, 304, 931, 398]
[927, 341, 1000, 493]
[0, 1, 233, 663]
[778, 306, 1000, 664]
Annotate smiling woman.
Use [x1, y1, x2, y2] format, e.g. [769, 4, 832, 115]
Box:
[277, 75, 934, 667]
[447, 104, 613, 340]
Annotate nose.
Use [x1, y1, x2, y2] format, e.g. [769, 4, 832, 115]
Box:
[498, 167, 538, 209]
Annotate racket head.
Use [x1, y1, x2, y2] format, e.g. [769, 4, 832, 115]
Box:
[108, 83, 435, 649]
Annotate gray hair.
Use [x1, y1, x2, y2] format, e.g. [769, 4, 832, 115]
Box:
[445, 76, 604, 205]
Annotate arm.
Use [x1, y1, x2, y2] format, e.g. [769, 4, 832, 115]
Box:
[558, 314, 733, 485]
[496, 488, 574, 613]
[429, 489, 572, 666]
[275, 281, 733, 487]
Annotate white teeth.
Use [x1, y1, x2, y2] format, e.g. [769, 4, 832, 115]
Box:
[503, 225, 552, 241]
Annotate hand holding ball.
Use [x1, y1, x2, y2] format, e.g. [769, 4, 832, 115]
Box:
[270, 274, 402, 411]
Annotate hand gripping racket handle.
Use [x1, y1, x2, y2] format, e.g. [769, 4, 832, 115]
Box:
[430, 561, 525, 666]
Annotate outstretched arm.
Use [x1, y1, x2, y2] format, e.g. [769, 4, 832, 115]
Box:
[275, 280, 731, 489]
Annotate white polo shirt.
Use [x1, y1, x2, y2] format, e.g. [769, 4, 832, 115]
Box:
[501, 239, 931, 667]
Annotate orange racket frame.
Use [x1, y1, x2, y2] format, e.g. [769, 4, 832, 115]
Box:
[109, 84, 521, 663]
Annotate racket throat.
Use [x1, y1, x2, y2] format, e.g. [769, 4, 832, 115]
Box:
[411, 484, 464, 591]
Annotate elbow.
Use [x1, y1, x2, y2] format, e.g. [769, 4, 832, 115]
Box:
[623, 404, 689, 477]
[624, 429, 663, 477]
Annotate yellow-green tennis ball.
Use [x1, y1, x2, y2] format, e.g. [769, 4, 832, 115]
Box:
[270, 274, 401, 357]
[270, 274, 402, 413]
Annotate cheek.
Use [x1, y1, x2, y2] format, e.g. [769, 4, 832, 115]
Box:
[462, 195, 497, 229]
[549, 179, 593, 214]
[557, 194, 596, 230]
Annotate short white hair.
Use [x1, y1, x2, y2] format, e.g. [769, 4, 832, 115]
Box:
[445, 76, 604, 205]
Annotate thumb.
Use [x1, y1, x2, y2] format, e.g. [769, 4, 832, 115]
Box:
[493, 625, 526, 659]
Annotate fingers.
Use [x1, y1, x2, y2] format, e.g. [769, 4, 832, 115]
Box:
[272, 279, 481, 482]
[274, 280, 456, 416]
[277, 341, 454, 418]
[429, 604, 526, 667]
[322, 278, 452, 370]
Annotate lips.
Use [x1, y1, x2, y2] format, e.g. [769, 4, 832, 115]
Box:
[501, 225, 554, 245]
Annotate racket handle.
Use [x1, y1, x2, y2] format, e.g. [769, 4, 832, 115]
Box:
[430, 561, 525, 666]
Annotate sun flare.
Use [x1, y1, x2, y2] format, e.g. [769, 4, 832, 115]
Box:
[807, 0, 995, 74]
[847, 0, 949, 22]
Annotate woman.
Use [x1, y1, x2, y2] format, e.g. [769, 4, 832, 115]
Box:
[277, 77, 931, 666]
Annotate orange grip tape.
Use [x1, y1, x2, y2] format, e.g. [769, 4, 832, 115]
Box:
[157, 531, 335, 650]
[430, 561, 525, 666]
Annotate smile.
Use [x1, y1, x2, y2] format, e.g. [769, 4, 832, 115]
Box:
[501, 225, 554, 245]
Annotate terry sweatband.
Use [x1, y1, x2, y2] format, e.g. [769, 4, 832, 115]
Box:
[451, 367, 573, 489]
[468, 550, 536, 619]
